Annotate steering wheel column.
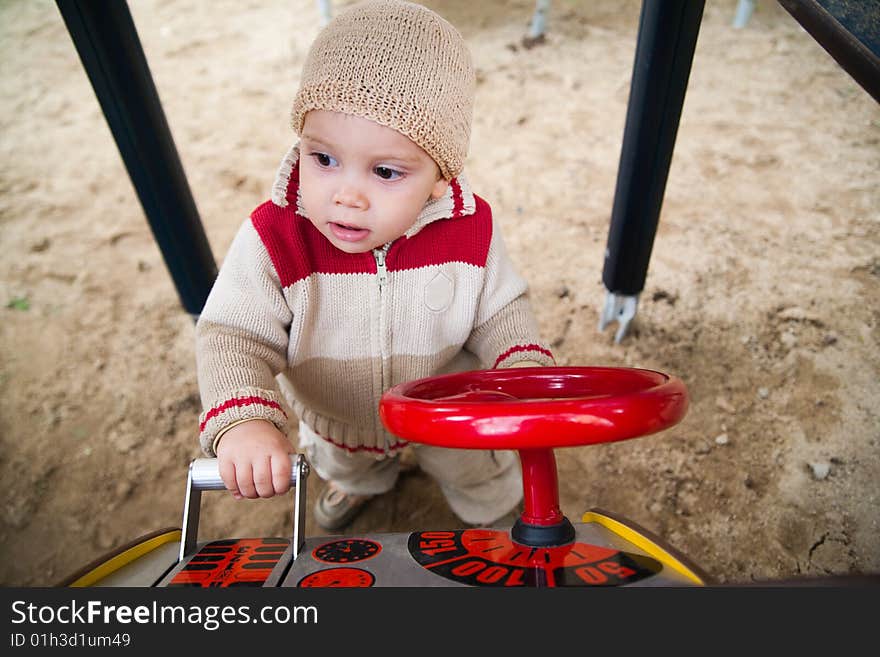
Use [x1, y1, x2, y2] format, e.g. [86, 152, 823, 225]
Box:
[513, 447, 575, 546]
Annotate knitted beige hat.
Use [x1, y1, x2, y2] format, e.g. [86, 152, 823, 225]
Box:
[291, 0, 475, 180]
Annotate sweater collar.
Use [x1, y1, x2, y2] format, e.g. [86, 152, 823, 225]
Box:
[269, 142, 476, 239]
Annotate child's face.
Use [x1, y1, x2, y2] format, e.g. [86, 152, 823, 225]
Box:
[298, 110, 449, 254]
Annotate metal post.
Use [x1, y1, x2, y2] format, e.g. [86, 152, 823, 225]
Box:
[56, 0, 217, 318]
[527, 0, 552, 40]
[317, 0, 332, 26]
[599, 0, 705, 342]
[733, 0, 756, 29]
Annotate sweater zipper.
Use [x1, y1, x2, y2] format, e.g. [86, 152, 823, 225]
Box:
[373, 243, 391, 454]
[374, 243, 389, 287]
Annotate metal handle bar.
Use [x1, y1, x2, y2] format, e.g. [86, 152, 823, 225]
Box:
[188, 456, 301, 491]
[179, 454, 310, 564]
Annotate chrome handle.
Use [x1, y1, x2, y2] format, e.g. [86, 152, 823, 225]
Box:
[179, 454, 310, 565]
[188, 456, 301, 490]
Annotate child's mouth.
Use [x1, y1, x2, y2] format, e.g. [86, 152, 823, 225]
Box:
[329, 221, 370, 242]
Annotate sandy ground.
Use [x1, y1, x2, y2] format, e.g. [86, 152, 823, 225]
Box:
[1, 0, 878, 587]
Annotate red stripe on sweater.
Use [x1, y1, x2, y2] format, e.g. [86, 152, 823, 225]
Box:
[493, 344, 555, 368]
[388, 194, 492, 271]
[450, 178, 464, 218]
[284, 162, 299, 207]
[320, 433, 409, 455]
[199, 396, 285, 432]
[251, 189, 492, 286]
[252, 202, 376, 286]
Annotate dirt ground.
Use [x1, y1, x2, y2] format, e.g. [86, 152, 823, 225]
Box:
[1, 0, 878, 587]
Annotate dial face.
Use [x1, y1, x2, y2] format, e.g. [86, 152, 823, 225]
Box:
[408, 530, 661, 587]
[298, 567, 375, 588]
[312, 538, 382, 564]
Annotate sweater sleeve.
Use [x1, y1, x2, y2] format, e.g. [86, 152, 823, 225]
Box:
[195, 219, 293, 456]
[464, 212, 555, 369]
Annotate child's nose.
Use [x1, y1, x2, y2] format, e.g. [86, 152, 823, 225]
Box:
[333, 185, 368, 210]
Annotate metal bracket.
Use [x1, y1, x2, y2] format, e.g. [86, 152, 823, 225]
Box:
[179, 454, 310, 564]
[598, 290, 639, 344]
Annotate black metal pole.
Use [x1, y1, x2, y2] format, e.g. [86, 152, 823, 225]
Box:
[601, 0, 705, 302]
[56, 0, 217, 317]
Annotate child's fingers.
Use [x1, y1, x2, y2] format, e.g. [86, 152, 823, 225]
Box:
[218, 457, 240, 497]
[271, 453, 292, 496]
[235, 464, 259, 499]
[252, 455, 277, 498]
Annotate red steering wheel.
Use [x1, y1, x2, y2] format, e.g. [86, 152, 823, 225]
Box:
[379, 366, 688, 546]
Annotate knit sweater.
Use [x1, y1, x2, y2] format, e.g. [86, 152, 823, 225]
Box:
[196, 144, 555, 457]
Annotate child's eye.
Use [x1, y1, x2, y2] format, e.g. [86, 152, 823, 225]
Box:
[311, 152, 337, 168]
[374, 166, 402, 180]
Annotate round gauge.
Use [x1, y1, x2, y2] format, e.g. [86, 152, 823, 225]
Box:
[298, 567, 375, 588]
[313, 538, 382, 563]
[408, 529, 661, 587]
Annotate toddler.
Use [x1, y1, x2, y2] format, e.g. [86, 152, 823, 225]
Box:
[195, 0, 554, 530]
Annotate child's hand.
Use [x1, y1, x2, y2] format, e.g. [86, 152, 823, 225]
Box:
[215, 419, 293, 499]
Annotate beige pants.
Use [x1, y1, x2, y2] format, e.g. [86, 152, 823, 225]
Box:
[297, 421, 523, 525]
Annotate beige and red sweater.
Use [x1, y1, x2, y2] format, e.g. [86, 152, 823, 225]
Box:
[196, 145, 554, 457]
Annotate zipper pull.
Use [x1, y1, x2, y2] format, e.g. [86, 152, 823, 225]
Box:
[374, 245, 389, 286]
